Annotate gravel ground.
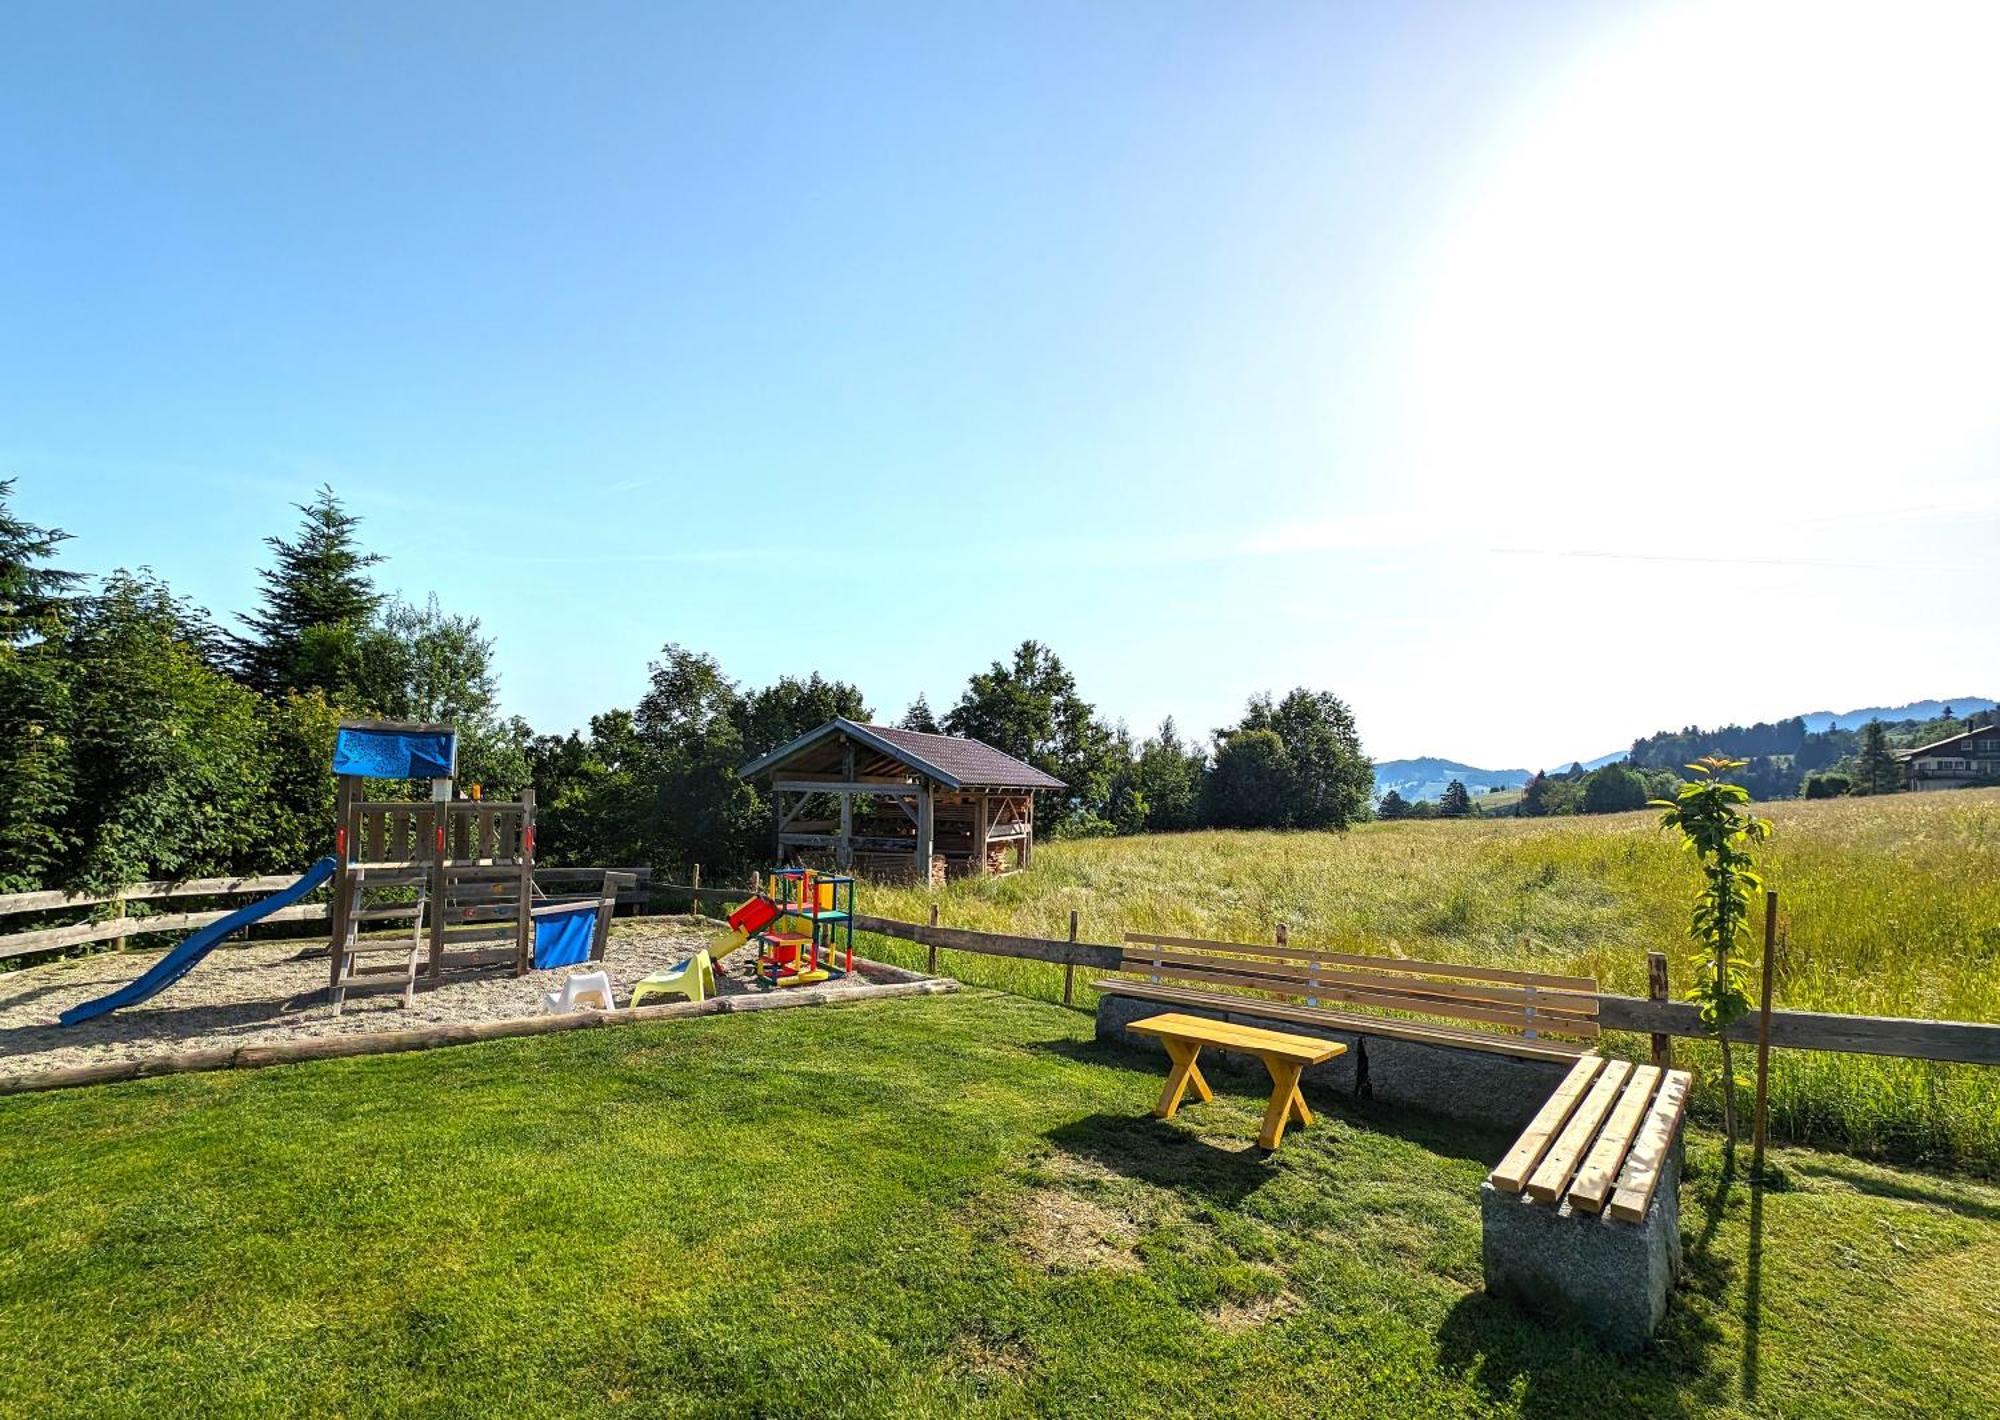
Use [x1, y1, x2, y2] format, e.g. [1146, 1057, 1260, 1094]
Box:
[0, 919, 905, 1084]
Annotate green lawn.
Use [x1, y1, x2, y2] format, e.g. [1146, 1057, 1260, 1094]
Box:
[850, 790, 2000, 1171]
[3, 991, 1995, 1417]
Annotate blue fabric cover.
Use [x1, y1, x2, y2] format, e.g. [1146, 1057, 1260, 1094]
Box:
[332, 726, 457, 780]
[533, 905, 599, 969]
[61, 857, 340, 1027]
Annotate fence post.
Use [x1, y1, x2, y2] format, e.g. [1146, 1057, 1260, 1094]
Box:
[1647, 952, 1671, 1068]
[692, 863, 701, 921]
[1276, 922, 1288, 949]
[1752, 891, 1778, 1176]
[927, 902, 939, 976]
[1064, 909, 1078, 1006]
[111, 894, 126, 955]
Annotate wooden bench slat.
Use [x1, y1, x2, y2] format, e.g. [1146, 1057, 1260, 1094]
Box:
[1123, 933, 1597, 992]
[1118, 950, 1599, 1017]
[1565, 1064, 1662, 1213]
[1526, 1058, 1634, 1202]
[1608, 1069, 1692, 1223]
[1488, 1055, 1606, 1193]
[1111, 963, 1600, 1038]
[1095, 981, 1590, 1063]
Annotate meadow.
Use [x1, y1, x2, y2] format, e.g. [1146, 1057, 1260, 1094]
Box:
[5, 991, 1996, 1417]
[853, 789, 2000, 1173]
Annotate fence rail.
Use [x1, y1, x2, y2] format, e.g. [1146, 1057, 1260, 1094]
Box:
[0, 867, 653, 962]
[848, 911, 2000, 1068]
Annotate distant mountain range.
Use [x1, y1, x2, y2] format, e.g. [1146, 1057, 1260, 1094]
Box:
[1370, 757, 1534, 806]
[1372, 695, 1997, 803]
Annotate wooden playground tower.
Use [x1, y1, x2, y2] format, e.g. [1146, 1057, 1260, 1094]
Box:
[325, 720, 546, 1012]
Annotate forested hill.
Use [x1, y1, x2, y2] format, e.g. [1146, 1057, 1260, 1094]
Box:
[1371, 758, 1530, 804]
[1799, 698, 1995, 733]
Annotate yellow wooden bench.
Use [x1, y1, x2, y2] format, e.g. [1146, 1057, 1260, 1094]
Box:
[1487, 1055, 1692, 1220]
[1126, 1012, 1347, 1150]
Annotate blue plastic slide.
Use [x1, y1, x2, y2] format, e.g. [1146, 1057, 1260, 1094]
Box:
[59, 855, 340, 1028]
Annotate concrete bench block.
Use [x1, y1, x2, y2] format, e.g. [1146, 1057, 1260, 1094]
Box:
[1095, 990, 1573, 1132]
[1478, 1140, 1683, 1352]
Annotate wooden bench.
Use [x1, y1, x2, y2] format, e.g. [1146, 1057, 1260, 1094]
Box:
[1099, 931, 1599, 1069]
[1480, 1055, 1694, 1349]
[1125, 1012, 1347, 1150]
[1487, 1055, 1691, 1220]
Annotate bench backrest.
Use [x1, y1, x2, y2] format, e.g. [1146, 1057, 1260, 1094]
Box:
[1119, 932, 1600, 1044]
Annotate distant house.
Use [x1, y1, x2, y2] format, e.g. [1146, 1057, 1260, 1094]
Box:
[1899, 723, 2000, 791]
[739, 717, 1064, 881]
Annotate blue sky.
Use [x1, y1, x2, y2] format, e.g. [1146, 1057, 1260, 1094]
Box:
[4, 1, 1995, 769]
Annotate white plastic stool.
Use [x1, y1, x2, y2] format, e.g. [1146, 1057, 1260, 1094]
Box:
[542, 969, 615, 1014]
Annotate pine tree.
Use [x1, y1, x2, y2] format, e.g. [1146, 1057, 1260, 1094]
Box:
[1376, 788, 1409, 819]
[1439, 779, 1472, 816]
[237, 486, 382, 698]
[898, 694, 940, 733]
[0, 478, 83, 646]
[1857, 720, 1901, 794]
[0, 481, 82, 888]
[1518, 770, 1551, 816]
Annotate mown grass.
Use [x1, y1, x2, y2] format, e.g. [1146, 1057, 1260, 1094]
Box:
[3, 991, 1996, 1418]
[853, 790, 2000, 1172]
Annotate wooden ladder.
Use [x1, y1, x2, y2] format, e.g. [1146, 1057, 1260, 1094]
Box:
[330, 867, 424, 1016]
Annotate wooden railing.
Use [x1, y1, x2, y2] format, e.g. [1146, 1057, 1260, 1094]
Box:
[844, 911, 2000, 1068]
[0, 867, 653, 962]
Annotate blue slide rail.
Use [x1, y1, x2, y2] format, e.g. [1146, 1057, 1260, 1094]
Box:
[59, 856, 340, 1028]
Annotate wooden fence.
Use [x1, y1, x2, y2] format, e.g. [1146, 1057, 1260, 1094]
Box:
[843, 911, 2000, 1068]
[0, 867, 653, 962]
[623, 870, 2000, 1069]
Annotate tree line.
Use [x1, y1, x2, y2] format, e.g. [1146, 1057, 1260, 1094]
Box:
[0, 482, 1375, 898]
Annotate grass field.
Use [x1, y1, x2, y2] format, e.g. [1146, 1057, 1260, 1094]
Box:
[4, 990, 1997, 1418]
[851, 789, 2000, 1172]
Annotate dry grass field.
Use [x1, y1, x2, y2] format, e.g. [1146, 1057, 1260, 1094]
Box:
[854, 789, 2000, 1172]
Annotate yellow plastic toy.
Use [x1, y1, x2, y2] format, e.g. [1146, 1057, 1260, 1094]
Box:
[629, 948, 716, 1007]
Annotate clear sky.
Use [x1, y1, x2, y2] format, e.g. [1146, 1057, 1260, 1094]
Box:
[4, 1, 1994, 769]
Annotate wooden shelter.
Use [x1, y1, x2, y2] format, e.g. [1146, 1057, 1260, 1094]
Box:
[740, 718, 1064, 881]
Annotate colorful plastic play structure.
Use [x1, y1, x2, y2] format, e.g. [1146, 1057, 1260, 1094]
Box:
[708, 868, 857, 988]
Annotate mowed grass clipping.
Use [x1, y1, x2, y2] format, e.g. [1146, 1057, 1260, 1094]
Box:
[3, 991, 1998, 1418]
[853, 789, 2000, 1171]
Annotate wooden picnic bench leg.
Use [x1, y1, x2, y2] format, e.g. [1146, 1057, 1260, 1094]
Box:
[1256, 1056, 1310, 1150]
[1156, 1039, 1213, 1120]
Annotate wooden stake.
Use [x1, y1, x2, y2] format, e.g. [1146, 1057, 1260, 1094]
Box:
[1753, 890, 1778, 1175]
[692, 863, 701, 920]
[927, 902, 939, 975]
[1647, 951, 1672, 1069]
[1064, 909, 1077, 1006]
[1276, 922, 1288, 949]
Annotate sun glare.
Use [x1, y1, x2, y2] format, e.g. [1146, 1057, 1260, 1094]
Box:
[1404, 0, 2000, 541]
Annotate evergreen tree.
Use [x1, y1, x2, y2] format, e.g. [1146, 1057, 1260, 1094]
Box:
[1376, 788, 1410, 820]
[237, 485, 382, 698]
[898, 694, 940, 733]
[1518, 770, 1552, 817]
[1857, 720, 1901, 794]
[1439, 779, 1473, 816]
[0, 482, 82, 888]
[0, 478, 83, 646]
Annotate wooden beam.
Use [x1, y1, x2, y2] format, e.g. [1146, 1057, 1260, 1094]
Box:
[971, 789, 989, 874]
[1595, 995, 2000, 1065]
[915, 783, 935, 883]
[772, 778, 918, 794]
[850, 912, 1123, 970]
